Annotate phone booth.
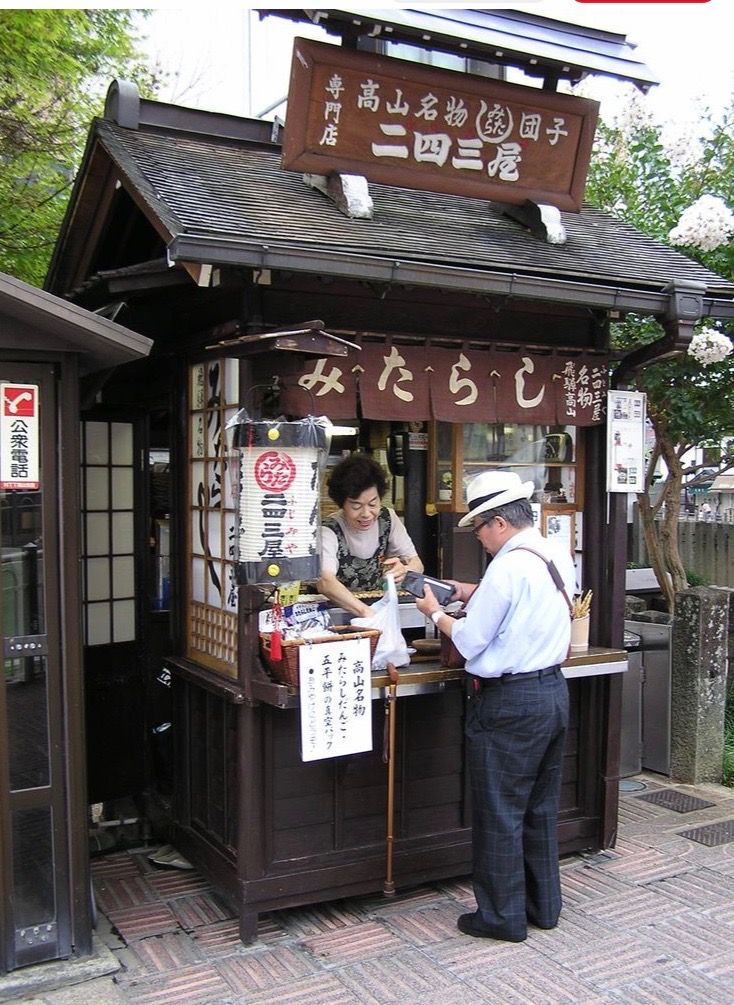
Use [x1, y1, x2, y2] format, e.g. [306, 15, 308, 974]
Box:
[0, 272, 151, 974]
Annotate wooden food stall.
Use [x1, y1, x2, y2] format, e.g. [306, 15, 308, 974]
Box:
[43, 10, 734, 944]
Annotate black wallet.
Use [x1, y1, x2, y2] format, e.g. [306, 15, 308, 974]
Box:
[401, 571, 457, 605]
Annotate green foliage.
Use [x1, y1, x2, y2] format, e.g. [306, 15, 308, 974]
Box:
[615, 355, 734, 463]
[724, 687, 734, 788]
[0, 9, 159, 285]
[685, 569, 709, 587]
[588, 97, 734, 448]
[587, 101, 734, 261]
[587, 120, 682, 239]
[585, 91, 734, 602]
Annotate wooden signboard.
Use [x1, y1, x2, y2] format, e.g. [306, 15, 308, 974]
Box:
[281, 346, 609, 425]
[282, 39, 599, 212]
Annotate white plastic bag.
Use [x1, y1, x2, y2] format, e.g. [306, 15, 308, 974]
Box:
[350, 573, 411, 670]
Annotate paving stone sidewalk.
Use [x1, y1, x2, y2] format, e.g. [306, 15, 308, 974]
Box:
[5, 773, 734, 1005]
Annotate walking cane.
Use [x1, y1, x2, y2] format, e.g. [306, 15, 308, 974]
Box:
[383, 661, 400, 897]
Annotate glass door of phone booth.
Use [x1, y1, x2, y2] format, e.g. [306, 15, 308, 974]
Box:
[0, 363, 75, 972]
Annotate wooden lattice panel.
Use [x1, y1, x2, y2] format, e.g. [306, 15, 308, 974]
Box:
[189, 602, 238, 678]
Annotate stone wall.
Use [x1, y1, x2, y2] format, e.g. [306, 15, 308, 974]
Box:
[630, 516, 734, 589]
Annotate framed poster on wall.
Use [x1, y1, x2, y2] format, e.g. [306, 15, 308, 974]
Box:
[542, 504, 575, 554]
[607, 390, 647, 493]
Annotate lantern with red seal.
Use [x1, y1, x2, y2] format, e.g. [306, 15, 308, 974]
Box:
[229, 413, 331, 585]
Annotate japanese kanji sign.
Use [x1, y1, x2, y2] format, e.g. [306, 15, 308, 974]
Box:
[232, 417, 331, 585]
[359, 343, 431, 421]
[0, 383, 40, 490]
[299, 637, 373, 761]
[283, 39, 599, 212]
[284, 347, 608, 426]
[278, 352, 358, 418]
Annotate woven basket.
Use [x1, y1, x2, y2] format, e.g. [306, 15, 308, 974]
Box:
[259, 626, 381, 686]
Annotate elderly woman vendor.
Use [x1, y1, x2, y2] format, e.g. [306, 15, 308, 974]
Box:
[317, 454, 423, 617]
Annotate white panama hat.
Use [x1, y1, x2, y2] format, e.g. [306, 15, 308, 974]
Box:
[457, 470, 534, 528]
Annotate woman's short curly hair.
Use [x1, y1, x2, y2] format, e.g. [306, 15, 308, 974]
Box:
[327, 454, 388, 507]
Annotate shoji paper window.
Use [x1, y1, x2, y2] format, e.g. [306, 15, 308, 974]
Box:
[81, 420, 136, 645]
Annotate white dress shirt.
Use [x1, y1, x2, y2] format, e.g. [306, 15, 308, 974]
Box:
[451, 527, 577, 678]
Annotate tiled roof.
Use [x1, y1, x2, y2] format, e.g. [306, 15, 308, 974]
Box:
[259, 7, 660, 90]
[96, 118, 734, 310]
[710, 473, 734, 492]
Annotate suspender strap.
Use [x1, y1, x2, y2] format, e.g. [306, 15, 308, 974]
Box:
[512, 545, 574, 617]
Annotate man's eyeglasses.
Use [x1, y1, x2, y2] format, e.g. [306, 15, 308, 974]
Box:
[472, 516, 495, 538]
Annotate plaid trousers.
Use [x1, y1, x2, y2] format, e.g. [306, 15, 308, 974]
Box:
[465, 667, 569, 941]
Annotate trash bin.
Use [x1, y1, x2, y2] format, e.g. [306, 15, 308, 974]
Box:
[622, 618, 673, 777]
[620, 627, 642, 777]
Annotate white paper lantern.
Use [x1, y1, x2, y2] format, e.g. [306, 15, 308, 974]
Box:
[231, 416, 330, 585]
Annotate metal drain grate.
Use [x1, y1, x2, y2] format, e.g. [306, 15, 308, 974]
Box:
[679, 819, 734, 847]
[634, 789, 715, 814]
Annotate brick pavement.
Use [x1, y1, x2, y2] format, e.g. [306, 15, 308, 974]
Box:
[5, 773, 734, 1005]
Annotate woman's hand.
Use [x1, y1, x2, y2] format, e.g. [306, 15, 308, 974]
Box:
[317, 572, 374, 619]
[383, 554, 423, 585]
[381, 556, 406, 584]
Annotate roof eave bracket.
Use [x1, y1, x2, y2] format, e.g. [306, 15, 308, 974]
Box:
[497, 200, 567, 245]
[303, 172, 374, 219]
[612, 278, 706, 386]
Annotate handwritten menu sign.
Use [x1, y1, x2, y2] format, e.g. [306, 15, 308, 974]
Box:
[299, 637, 372, 761]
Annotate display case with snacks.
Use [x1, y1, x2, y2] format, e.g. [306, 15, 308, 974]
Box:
[428, 420, 582, 514]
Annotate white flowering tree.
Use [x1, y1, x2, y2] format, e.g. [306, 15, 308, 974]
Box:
[669, 195, 734, 252]
[585, 98, 734, 608]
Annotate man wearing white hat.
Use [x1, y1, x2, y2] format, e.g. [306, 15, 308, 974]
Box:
[415, 470, 576, 942]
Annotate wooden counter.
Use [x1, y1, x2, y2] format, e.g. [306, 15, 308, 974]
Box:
[166, 645, 626, 709]
[371, 647, 627, 693]
[165, 644, 625, 944]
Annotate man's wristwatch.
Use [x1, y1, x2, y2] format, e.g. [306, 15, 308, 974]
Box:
[431, 610, 443, 626]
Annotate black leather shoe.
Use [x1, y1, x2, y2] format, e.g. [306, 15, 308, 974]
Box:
[456, 912, 526, 942]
